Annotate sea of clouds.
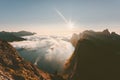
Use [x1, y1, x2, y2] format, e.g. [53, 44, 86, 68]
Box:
[10, 34, 74, 73]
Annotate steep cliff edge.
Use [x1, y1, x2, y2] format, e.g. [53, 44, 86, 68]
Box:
[65, 29, 120, 80]
[0, 40, 51, 80]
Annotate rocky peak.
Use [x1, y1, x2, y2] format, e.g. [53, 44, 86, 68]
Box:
[102, 29, 110, 35]
[70, 29, 119, 47]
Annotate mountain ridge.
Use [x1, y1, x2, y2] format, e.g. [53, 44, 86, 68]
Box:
[65, 29, 120, 80]
[0, 31, 36, 42]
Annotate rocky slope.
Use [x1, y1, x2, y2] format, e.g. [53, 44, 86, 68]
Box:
[65, 29, 120, 80]
[0, 40, 52, 80]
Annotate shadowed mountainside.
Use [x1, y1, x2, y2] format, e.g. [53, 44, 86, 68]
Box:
[65, 29, 120, 80]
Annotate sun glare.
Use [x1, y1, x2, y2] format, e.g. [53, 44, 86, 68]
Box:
[55, 8, 75, 30]
[67, 20, 74, 29]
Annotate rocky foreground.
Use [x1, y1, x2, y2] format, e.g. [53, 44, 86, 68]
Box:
[0, 40, 52, 80]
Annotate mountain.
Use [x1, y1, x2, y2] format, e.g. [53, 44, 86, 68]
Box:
[0, 31, 35, 42]
[0, 40, 53, 80]
[65, 29, 120, 80]
[11, 31, 36, 37]
[0, 31, 26, 42]
[0, 40, 66, 80]
[71, 29, 120, 47]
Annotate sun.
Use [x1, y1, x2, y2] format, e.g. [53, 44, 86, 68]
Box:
[55, 9, 75, 30]
[67, 20, 74, 29]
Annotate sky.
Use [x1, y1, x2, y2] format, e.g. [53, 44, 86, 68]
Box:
[0, 0, 120, 35]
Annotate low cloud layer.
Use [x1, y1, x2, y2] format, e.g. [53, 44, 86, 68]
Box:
[11, 35, 74, 73]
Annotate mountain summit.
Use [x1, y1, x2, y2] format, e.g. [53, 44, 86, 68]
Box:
[71, 29, 120, 46]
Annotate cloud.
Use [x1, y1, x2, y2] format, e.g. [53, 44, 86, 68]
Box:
[10, 35, 74, 73]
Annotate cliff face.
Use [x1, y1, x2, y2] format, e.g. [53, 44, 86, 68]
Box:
[0, 40, 51, 80]
[65, 30, 120, 80]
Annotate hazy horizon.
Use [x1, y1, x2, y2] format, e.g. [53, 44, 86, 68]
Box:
[0, 27, 120, 35]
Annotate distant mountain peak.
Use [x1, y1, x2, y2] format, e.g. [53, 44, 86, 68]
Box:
[102, 29, 110, 35]
[0, 30, 36, 42]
